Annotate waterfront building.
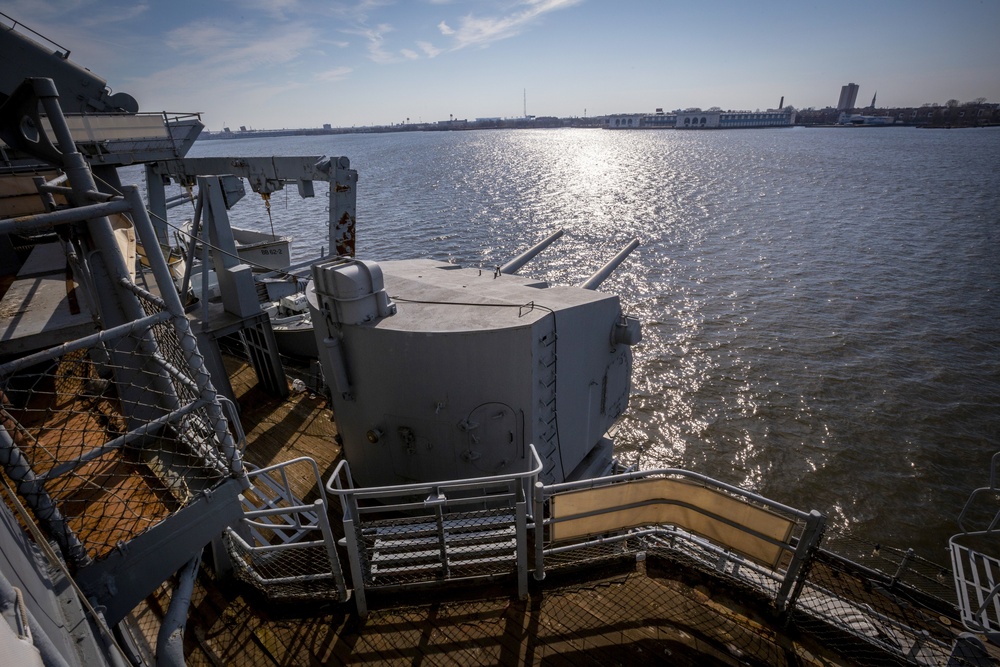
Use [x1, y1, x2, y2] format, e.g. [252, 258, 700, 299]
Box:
[838, 83, 860, 111]
[607, 114, 641, 128]
[606, 108, 792, 130]
[675, 109, 795, 129]
[606, 109, 676, 128]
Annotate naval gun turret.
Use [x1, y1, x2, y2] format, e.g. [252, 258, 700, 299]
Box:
[308, 236, 641, 487]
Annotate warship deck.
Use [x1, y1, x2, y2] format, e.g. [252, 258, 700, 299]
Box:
[126, 363, 786, 666]
[126, 374, 816, 666]
[0, 317, 987, 665]
[121, 362, 984, 667]
[0, 306, 987, 665]
[1, 243, 859, 666]
[138, 558, 827, 667]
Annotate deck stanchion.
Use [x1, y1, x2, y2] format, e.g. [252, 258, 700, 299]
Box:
[891, 548, 915, 589]
[516, 485, 528, 598]
[315, 499, 348, 601]
[0, 425, 90, 568]
[336, 475, 368, 617]
[775, 509, 825, 611]
[533, 481, 546, 582]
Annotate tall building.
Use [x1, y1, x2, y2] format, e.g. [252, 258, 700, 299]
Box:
[837, 83, 860, 111]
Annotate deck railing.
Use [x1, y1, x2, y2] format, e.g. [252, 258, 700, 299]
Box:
[326, 446, 543, 616]
[950, 450, 1000, 642]
[535, 468, 826, 612]
[319, 449, 830, 617]
[226, 456, 347, 602]
[315, 458, 962, 661]
[0, 78, 245, 624]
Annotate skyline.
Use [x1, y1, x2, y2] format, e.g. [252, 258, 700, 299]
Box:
[4, 0, 1000, 131]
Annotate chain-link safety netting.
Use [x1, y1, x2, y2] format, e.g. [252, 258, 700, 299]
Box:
[0, 286, 239, 566]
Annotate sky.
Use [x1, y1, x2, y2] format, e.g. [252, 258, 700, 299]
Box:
[4, 0, 1000, 131]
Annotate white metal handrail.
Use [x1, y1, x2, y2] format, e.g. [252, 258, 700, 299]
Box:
[951, 531, 1000, 641]
[951, 450, 1000, 639]
[228, 456, 347, 601]
[951, 535, 1000, 639]
[327, 446, 542, 616]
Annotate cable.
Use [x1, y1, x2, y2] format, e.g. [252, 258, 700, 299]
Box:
[92, 171, 307, 280]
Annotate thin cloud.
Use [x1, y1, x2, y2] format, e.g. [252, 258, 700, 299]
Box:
[163, 21, 320, 76]
[83, 1, 150, 25]
[343, 23, 398, 64]
[330, 1, 578, 66]
[446, 0, 582, 50]
[13, 0, 151, 28]
[328, 0, 394, 23]
[356, 0, 394, 13]
[317, 65, 352, 81]
[418, 41, 443, 58]
[230, 0, 300, 21]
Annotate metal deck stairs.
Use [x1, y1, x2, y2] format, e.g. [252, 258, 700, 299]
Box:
[363, 509, 519, 584]
[226, 457, 347, 602]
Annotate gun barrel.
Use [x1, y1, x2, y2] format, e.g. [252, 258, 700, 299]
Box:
[499, 229, 564, 274]
[580, 239, 640, 290]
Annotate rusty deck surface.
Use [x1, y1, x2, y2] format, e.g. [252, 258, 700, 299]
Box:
[121, 360, 996, 667]
[224, 357, 341, 501]
[136, 557, 834, 667]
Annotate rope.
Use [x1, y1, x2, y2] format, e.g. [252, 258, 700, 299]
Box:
[262, 192, 276, 238]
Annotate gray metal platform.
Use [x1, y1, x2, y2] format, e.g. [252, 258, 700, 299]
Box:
[0, 242, 95, 355]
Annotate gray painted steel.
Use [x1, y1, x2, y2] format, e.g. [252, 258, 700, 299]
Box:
[309, 257, 640, 487]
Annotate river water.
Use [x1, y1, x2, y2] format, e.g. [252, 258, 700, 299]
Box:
[187, 126, 1000, 561]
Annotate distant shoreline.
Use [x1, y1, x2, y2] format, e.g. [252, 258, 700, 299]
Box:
[200, 105, 999, 140]
[199, 121, 999, 141]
